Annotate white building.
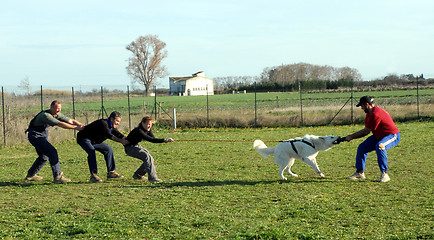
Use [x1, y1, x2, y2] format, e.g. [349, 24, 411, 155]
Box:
[169, 71, 214, 96]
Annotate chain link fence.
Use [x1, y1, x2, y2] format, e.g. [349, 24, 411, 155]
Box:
[1, 84, 433, 146]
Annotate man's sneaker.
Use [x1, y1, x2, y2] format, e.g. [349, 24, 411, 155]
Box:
[132, 173, 145, 180]
[53, 172, 71, 184]
[90, 173, 103, 183]
[25, 174, 43, 181]
[149, 178, 162, 183]
[107, 171, 124, 179]
[347, 172, 366, 180]
[379, 172, 390, 182]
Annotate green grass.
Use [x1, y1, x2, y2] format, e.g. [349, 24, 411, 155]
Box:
[0, 121, 433, 239]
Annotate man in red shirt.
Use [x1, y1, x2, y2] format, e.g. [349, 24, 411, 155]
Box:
[345, 96, 400, 182]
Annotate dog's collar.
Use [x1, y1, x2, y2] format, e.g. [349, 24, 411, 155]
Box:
[284, 139, 315, 155]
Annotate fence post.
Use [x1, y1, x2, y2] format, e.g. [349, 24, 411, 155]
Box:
[40, 85, 43, 111]
[72, 87, 76, 138]
[2, 86, 5, 146]
[173, 108, 176, 130]
[99, 86, 107, 119]
[127, 85, 131, 131]
[154, 86, 157, 120]
[298, 80, 303, 126]
[254, 82, 257, 127]
[206, 84, 209, 127]
[417, 75, 420, 118]
[351, 83, 354, 124]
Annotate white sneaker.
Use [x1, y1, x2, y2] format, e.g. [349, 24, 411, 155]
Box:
[347, 171, 366, 180]
[379, 172, 390, 182]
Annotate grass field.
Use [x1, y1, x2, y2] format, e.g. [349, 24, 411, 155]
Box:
[0, 121, 432, 239]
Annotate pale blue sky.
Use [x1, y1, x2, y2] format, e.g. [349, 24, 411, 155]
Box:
[1, 0, 433, 89]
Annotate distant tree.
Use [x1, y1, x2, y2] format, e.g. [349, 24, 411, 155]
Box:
[126, 35, 168, 96]
[214, 76, 258, 90]
[18, 76, 31, 95]
[260, 63, 362, 86]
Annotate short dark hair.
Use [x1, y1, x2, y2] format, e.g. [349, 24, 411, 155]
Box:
[50, 100, 60, 107]
[109, 111, 121, 119]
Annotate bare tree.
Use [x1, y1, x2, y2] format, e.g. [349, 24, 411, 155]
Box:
[18, 76, 31, 95]
[126, 35, 168, 96]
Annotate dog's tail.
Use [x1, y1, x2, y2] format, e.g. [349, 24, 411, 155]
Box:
[253, 140, 275, 159]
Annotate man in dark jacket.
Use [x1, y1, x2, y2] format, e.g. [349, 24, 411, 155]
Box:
[77, 111, 128, 183]
[124, 116, 174, 182]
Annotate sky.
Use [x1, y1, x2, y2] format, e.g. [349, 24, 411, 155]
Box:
[1, 0, 433, 91]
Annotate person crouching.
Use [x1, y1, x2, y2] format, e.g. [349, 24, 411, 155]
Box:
[124, 116, 174, 183]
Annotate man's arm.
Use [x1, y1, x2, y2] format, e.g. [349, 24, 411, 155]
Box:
[68, 119, 84, 127]
[57, 121, 84, 131]
[345, 127, 370, 142]
[110, 128, 128, 145]
[110, 135, 129, 145]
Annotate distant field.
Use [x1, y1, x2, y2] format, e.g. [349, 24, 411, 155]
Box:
[0, 121, 432, 239]
[4, 89, 433, 113]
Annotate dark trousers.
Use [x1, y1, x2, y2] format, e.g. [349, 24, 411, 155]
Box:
[27, 130, 61, 178]
[77, 138, 117, 175]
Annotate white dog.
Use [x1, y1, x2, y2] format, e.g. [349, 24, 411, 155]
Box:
[253, 135, 340, 180]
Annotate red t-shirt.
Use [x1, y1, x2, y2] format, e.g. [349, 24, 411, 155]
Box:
[365, 106, 399, 139]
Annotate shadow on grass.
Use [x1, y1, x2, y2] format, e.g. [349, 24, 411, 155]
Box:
[0, 181, 54, 187]
[0, 177, 349, 188]
[123, 177, 338, 189]
[0, 180, 97, 187]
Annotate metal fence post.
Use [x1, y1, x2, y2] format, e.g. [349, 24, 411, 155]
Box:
[72, 87, 76, 138]
[351, 83, 354, 124]
[206, 84, 209, 127]
[298, 80, 303, 126]
[154, 86, 157, 120]
[2, 86, 5, 146]
[417, 75, 420, 118]
[173, 108, 176, 130]
[99, 86, 107, 119]
[40, 85, 43, 111]
[127, 85, 131, 131]
[254, 82, 257, 127]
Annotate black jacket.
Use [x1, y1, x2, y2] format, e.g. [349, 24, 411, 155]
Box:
[125, 125, 165, 146]
[77, 119, 124, 144]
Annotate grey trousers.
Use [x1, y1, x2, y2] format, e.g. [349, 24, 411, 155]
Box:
[124, 144, 158, 180]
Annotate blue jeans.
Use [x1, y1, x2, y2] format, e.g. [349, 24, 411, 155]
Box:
[355, 133, 401, 173]
[27, 130, 61, 177]
[77, 138, 117, 174]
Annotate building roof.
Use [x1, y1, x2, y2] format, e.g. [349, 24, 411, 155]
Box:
[169, 76, 192, 82]
[170, 71, 210, 83]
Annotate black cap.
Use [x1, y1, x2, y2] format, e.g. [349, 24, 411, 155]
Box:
[356, 96, 374, 107]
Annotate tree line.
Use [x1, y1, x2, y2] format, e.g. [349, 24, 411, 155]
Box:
[214, 63, 429, 92]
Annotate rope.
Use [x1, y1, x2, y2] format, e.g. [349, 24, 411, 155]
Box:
[175, 139, 282, 142]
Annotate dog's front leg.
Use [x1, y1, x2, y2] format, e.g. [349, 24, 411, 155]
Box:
[302, 157, 325, 177]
